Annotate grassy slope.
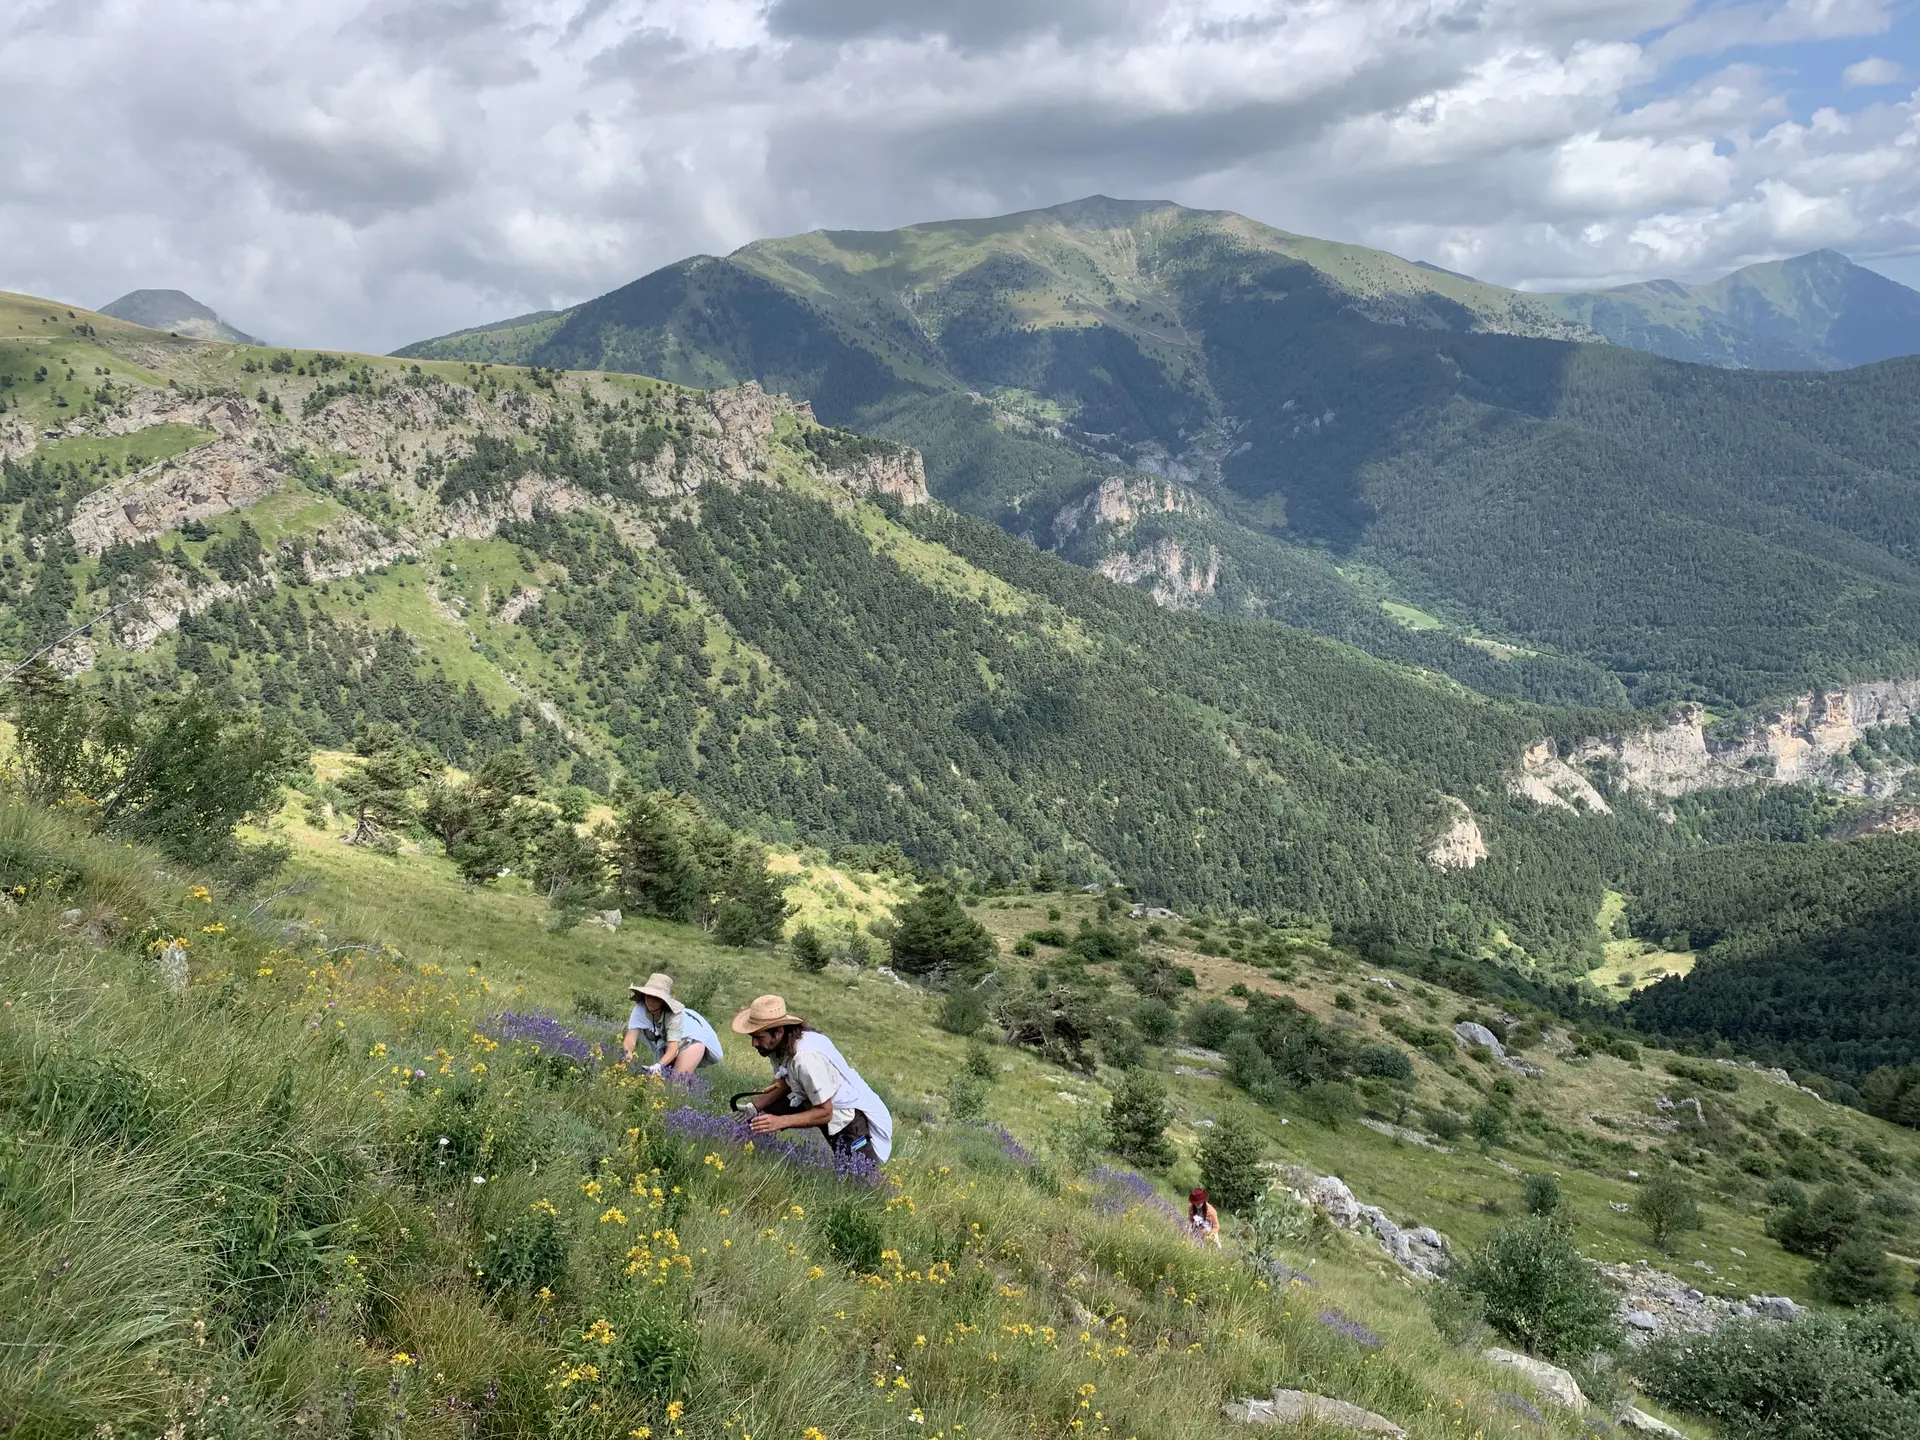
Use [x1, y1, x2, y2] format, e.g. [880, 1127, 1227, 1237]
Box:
[25, 769, 1920, 1435]
[260, 791, 1916, 1312]
[4, 795, 1698, 1440]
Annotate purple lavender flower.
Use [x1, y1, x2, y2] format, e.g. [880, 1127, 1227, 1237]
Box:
[1314, 1308, 1383, 1351]
[658, 1106, 882, 1187]
[480, 1012, 597, 1064]
[1090, 1166, 1183, 1225]
[1494, 1392, 1544, 1426]
[987, 1124, 1033, 1164]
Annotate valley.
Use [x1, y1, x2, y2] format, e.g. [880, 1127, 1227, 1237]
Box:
[4, 248, 1920, 1439]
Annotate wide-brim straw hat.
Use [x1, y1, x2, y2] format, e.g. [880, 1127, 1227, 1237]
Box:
[731, 993, 805, 1034]
[629, 972, 684, 1014]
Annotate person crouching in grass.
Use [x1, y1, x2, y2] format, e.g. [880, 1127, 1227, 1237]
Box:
[623, 972, 723, 1076]
[732, 994, 894, 1164]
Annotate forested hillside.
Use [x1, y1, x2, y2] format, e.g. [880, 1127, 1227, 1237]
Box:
[400, 199, 1920, 710]
[1627, 834, 1920, 1091]
[0, 288, 1690, 973]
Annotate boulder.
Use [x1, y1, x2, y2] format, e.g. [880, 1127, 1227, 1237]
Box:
[1453, 1021, 1507, 1058]
[1624, 1309, 1659, 1333]
[583, 908, 623, 930]
[1480, 1348, 1587, 1412]
[1620, 1407, 1687, 1437]
[1224, 1390, 1405, 1435]
[155, 940, 189, 995]
[1751, 1295, 1804, 1321]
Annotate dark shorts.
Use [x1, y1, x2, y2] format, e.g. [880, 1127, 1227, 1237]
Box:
[825, 1110, 875, 1159]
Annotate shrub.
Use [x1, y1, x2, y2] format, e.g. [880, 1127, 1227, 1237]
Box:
[1013, 937, 1037, 957]
[477, 1198, 572, 1295]
[1197, 1121, 1265, 1214]
[1635, 1170, 1703, 1253]
[713, 899, 761, 947]
[1634, 1308, 1920, 1440]
[1814, 1238, 1903, 1307]
[1047, 1106, 1111, 1173]
[1523, 1173, 1562, 1217]
[1470, 1099, 1510, 1148]
[1101, 1027, 1148, 1071]
[1132, 999, 1178, 1046]
[1771, 1183, 1863, 1258]
[817, 1200, 885, 1273]
[1106, 1070, 1175, 1168]
[1221, 1031, 1278, 1101]
[790, 923, 828, 972]
[1297, 1079, 1359, 1128]
[947, 1072, 990, 1124]
[935, 983, 989, 1037]
[964, 1043, 998, 1082]
[1439, 1216, 1621, 1363]
[1425, 1108, 1468, 1142]
[1184, 1000, 1241, 1049]
[1354, 1042, 1415, 1083]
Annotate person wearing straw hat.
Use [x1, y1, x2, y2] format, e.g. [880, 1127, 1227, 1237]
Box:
[731, 994, 894, 1164]
[623, 972, 724, 1075]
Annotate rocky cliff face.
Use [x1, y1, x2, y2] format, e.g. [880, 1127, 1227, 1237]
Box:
[1522, 681, 1920, 805]
[1425, 796, 1488, 869]
[1052, 476, 1221, 609]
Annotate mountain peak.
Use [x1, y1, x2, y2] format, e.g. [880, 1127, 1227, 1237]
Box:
[97, 288, 259, 345]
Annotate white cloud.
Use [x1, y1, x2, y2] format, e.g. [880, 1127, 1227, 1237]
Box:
[1843, 55, 1905, 87]
[0, 0, 1916, 352]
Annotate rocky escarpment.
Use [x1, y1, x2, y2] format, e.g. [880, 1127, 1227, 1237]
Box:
[1510, 682, 1920, 807]
[1052, 475, 1221, 609]
[34, 366, 922, 674]
[1425, 796, 1488, 869]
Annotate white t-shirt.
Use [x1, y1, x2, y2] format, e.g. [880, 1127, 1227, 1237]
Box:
[785, 1045, 855, 1135]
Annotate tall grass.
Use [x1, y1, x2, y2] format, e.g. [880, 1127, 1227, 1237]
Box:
[0, 796, 1615, 1437]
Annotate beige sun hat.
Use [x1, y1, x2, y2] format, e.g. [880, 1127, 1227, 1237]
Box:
[629, 972, 684, 1014]
[730, 993, 806, 1034]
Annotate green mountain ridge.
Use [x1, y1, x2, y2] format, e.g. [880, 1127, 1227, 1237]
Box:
[1545, 249, 1920, 370]
[395, 198, 1920, 712]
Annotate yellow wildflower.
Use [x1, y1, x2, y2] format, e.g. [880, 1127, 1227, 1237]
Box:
[389, 1352, 415, 1368]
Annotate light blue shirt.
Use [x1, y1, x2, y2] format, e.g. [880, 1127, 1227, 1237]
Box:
[627, 1003, 722, 1066]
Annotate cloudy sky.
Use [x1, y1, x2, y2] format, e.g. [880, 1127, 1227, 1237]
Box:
[4, 0, 1917, 352]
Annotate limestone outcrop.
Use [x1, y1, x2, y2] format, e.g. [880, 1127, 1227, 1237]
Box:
[1425, 796, 1488, 870]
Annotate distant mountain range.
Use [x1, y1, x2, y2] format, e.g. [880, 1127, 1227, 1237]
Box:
[1544, 249, 1920, 370]
[98, 288, 259, 345]
[396, 197, 1920, 711]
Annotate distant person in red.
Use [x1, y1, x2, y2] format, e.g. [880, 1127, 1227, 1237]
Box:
[1188, 1187, 1221, 1246]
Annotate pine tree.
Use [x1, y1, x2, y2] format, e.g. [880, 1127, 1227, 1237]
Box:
[609, 794, 704, 922]
[890, 884, 996, 983]
[1106, 1070, 1175, 1169]
[1198, 1121, 1265, 1214]
[791, 924, 828, 973]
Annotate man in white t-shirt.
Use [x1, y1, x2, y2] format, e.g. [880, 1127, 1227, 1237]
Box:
[731, 994, 894, 1164]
